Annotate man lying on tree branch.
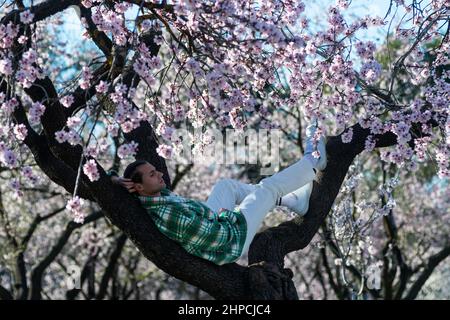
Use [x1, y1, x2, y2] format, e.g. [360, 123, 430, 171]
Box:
[108, 120, 327, 265]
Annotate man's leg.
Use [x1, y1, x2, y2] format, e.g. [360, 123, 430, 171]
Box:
[205, 177, 315, 215]
[205, 179, 258, 212]
[237, 156, 317, 258]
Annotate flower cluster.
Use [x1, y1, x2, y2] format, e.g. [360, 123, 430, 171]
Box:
[341, 127, 353, 143]
[156, 144, 173, 159]
[0, 147, 18, 169]
[13, 124, 28, 141]
[83, 159, 100, 182]
[0, 22, 19, 49]
[91, 4, 130, 46]
[0, 58, 13, 76]
[117, 141, 138, 159]
[21, 165, 39, 185]
[60, 95, 74, 108]
[28, 101, 46, 125]
[133, 43, 162, 87]
[109, 84, 145, 133]
[19, 10, 34, 24]
[66, 196, 86, 224]
[435, 146, 450, 178]
[16, 48, 44, 88]
[1, 97, 18, 116]
[78, 66, 93, 90]
[95, 80, 109, 94]
[356, 41, 376, 60]
[54, 129, 82, 146]
[360, 60, 382, 84]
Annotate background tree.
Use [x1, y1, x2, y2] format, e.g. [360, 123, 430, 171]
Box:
[0, 0, 448, 299]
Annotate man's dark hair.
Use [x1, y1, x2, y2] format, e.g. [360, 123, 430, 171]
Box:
[123, 160, 149, 183]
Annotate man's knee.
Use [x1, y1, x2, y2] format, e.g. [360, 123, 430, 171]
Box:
[216, 178, 235, 188]
[258, 177, 282, 199]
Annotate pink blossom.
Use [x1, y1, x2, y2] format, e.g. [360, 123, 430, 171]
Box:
[66, 116, 82, 129]
[0, 22, 19, 49]
[0, 58, 13, 76]
[21, 166, 39, 185]
[341, 128, 353, 143]
[107, 124, 119, 137]
[66, 196, 86, 224]
[29, 102, 46, 125]
[435, 145, 450, 179]
[13, 124, 28, 141]
[60, 95, 74, 108]
[360, 60, 382, 83]
[79, 66, 93, 90]
[392, 121, 411, 144]
[83, 159, 100, 182]
[121, 121, 136, 133]
[55, 130, 68, 143]
[336, 0, 350, 9]
[1, 149, 18, 168]
[21, 166, 33, 177]
[117, 141, 138, 159]
[369, 117, 384, 135]
[66, 130, 82, 146]
[9, 179, 23, 197]
[18, 35, 28, 44]
[156, 144, 173, 159]
[1, 98, 19, 116]
[365, 135, 376, 152]
[156, 123, 175, 140]
[95, 81, 109, 94]
[355, 41, 376, 60]
[312, 150, 321, 159]
[81, 0, 93, 8]
[20, 10, 34, 24]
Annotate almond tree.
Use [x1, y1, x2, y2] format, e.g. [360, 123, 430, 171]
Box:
[0, 0, 448, 299]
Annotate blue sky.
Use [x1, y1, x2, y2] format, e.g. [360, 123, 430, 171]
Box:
[59, 0, 411, 45]
[52, 0, 423, 84]
[49, 0, 417, 91]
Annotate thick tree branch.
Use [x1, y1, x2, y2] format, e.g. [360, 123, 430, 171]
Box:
[78, 5, 113, 57]
[3, 89, 93, 200]
[1, 0, 81, 26]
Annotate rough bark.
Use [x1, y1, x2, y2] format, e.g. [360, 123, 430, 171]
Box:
[1, 0, 446, 300]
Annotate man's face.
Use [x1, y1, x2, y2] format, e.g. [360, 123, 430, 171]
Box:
[134, 163, 166, 196]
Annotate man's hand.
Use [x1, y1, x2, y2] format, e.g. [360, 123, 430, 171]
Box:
[111, 176, 136, 193]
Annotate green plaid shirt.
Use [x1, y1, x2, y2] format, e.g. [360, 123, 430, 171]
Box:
[137, 188, 248, 265]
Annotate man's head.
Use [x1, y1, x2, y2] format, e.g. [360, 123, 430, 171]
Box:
[123, 160, 166, 196]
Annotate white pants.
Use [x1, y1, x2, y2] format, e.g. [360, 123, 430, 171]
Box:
[205, 157, 316, 261]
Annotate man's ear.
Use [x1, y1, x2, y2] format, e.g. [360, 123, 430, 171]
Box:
[135, 183, 144, 191]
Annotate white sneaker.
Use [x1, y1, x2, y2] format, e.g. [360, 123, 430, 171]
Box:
[286, 182, 313, 216]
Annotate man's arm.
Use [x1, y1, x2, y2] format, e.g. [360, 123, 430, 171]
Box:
[107, 170, 136, 193]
